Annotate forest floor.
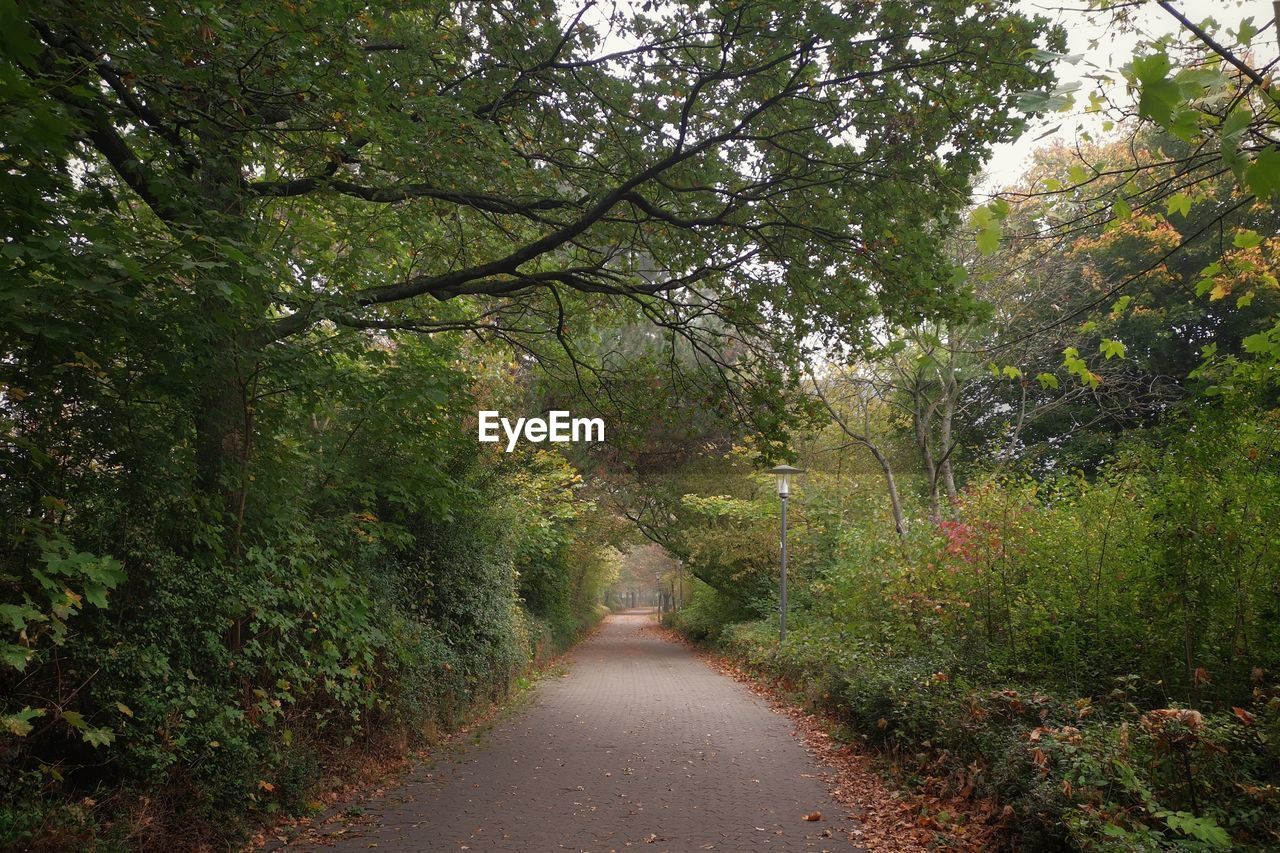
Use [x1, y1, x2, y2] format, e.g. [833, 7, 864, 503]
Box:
[266, 611, 865, 852]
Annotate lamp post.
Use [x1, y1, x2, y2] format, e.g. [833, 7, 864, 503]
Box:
[676, 559, 684, 610]
[767, 464, 804, 644]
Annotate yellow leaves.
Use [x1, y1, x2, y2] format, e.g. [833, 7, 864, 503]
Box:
[1197, 233, 1280, 304]
[257, 779, 275, 792]
[56, 352, 107, 379]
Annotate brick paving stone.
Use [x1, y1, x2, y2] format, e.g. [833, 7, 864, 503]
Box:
[291, 611, 855, 852]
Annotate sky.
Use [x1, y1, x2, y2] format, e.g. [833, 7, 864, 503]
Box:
[980, 0, 1275, 192]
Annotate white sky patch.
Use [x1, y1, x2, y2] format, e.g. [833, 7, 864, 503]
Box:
[978, 0, 1275, 195]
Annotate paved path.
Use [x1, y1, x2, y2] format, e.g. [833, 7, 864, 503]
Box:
[297, 612, 852, 852]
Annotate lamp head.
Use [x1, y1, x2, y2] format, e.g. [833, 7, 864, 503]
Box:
[766, 464, 805, 497]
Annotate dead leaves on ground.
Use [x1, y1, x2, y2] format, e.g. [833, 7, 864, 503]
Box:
[645, 622, 1008, 851]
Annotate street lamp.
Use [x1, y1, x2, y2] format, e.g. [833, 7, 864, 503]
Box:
[676, 558, 684, 610]
[767, 464, 804, 644]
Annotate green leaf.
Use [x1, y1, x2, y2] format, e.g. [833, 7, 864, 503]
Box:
[971, 204, 1004, 255]
[0, 643, 32, 670]
[1110, 295, 1132, 316]
[1237, 16, 1258, 45]
[0, 602, 43, 632]
[1233, 229, 1262, 249]
[1221, 106, 1252, 141]
[82, 583, 109, 609]
[1165, 192, 1192, 218]
[1000, 365, 1023, 380]
[1100, 339, 1126, 360]
[81, 726, 114, 748]
[1113, 197, 1132, 221]
[61, 710, 88, 731]
[976, 225, 1000, 255]
[1035, 372, 1060, 390]
[1162, 810, 1231, 847]
[1067, 164, 1089, 185]
[1016, 81, 1081, 113]
[1245, 147, 1280, 199]
[1175, 67, 1228, 92]
[1131, 53, 1171, 85]
[2, 707, 44, 737]
[1242, 331, 1276, 355]
[1138, 77, 1182, 127]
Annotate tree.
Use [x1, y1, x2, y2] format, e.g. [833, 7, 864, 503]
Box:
[809, 366, 909, 538]
[961, 132, 1280, 472]
[10, 0, 1060, 525]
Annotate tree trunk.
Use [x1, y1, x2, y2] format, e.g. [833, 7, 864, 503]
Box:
[868, 445, 908, 540]
[912, 398, 942, 525]
[190, 123, 256, 542]
[940, 394, 958, 506]
[194, 366, 250, 523]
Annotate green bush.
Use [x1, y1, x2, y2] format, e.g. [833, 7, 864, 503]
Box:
[671, 407, 1280, 848]
[0, 337, 615, 847]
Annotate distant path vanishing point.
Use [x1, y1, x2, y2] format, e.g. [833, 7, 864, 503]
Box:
[291, 611, 854, 852]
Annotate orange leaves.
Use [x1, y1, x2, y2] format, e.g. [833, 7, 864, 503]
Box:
[1140, 708, 1204, 750]
[1232, 706, 1257, 725]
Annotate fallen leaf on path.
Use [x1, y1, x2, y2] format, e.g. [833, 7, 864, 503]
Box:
[644, 621, 1002, 850]
[804, 811, 822, 821]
